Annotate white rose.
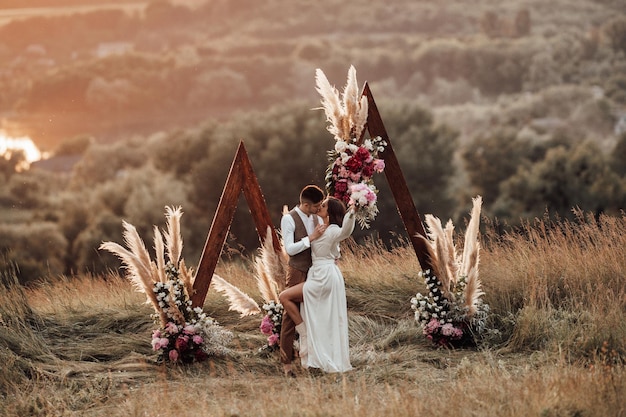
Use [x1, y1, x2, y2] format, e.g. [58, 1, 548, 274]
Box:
[335, 141, 348, 153]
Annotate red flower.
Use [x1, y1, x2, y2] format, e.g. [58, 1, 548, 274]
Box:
[194, 349, 208, 362]
[334, 180, 348, 193]
[175, 336, 189, 351]
[354, 147, 370, 161]
[361, 163, 374, 178]
[345, 157, 362, 173]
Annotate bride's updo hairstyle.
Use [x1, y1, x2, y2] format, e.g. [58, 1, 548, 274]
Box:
[327, 196, 347, 226]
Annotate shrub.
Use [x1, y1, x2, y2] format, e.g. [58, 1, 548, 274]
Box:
[0, 222, 68, 284]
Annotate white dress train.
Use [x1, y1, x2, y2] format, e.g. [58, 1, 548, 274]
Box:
[301, 210, 355, 373]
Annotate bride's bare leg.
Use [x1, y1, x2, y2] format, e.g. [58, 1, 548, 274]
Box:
[279, 283, 304, 325]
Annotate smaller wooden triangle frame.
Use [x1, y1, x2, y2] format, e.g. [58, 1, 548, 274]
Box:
[191, 140, 279, 307]
[191, 84, 435, 307]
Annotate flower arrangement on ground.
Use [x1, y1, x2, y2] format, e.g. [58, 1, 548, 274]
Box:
[210, 227, 288, 352]
[100, 206, 232, 364]
[315, 65, 387, 228]
[410, 196, 491, 348]
[259, 300, 284, 350]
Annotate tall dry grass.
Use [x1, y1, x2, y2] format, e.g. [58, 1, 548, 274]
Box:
[481, 210, 626, 360]
[1, 211, 625, 416]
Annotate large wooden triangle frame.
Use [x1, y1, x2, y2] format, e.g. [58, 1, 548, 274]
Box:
[191, 83, 434, 307]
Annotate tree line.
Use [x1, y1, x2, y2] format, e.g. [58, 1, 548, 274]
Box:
[1, 100, 625, 284]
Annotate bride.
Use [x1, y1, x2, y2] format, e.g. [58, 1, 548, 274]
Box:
[279, 196, 355, 373]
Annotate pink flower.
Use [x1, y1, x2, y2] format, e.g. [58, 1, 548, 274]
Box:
[192, 335, 203, 345]
[152, 337, 169, 350]
[268, 333, 279, 346]
[452, 327, 464, 339]
[165, 322, 178, 334]
[152, 329, 161, 339]
[168, 349, 179, 362]
[183, 324, 196, 335]
[373, 159, 385, 173]
[441, 323, 456, 336]
[423, 318, 440, 334]
[260, 315, 274, 335]
[349, 172, 362, 182]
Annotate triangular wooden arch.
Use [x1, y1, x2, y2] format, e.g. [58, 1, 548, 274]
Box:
[191, 84, 435, 307]
[191, 140, 280, 307]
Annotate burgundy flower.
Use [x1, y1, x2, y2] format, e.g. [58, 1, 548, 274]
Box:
[361, 163, 374, 178]
[334, 180, 348, 193]
[345, 157, 362, 173]
[175, 336, 189, 351]
[354, 147, 370, 161]
[194, 349, 208, 362]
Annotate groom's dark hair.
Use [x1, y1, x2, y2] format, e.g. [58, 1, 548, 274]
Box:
[300, 185, 325, 204]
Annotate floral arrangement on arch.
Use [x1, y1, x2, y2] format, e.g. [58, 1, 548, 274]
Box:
[100, 207, 233, 364]
[315, 65, 387, 229]
[210, 227, 288, 353]
[410, 196, 491, 348]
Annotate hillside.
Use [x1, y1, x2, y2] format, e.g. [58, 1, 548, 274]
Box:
[0, 0, 624, 149]
[0, 0, 625, 282]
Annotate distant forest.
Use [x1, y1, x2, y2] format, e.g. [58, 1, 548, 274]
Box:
[1, 0, 625, 284]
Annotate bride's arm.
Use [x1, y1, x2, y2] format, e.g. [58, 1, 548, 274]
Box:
[336, 208, 356, 241]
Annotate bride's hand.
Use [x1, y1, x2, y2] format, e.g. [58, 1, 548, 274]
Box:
[310, 224, 328, 241]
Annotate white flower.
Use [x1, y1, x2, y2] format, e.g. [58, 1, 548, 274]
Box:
[335, 141, 348, 153]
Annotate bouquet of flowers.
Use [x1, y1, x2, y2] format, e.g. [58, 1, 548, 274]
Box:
[100, 206, 232, 364]
[316, 65, 387, 228]
[410, 196, 491, 348]
[210, 226, 289, 352]
[259, 300, 284, 351]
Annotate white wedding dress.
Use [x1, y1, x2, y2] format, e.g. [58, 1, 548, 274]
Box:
[301, 210, 355, 373]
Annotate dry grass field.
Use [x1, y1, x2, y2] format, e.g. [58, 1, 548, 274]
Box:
[1, 210, 625, 416]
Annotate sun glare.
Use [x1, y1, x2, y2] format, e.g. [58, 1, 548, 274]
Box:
[0, 131, 43, 169]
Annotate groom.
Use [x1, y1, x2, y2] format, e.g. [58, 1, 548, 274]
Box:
[279, 184, 326, 377]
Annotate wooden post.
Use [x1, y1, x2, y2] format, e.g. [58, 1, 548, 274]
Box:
[362, 83, 434, 273]
[191, 140, 279, 307]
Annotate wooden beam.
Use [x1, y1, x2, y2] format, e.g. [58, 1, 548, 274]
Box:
[362, 83, 434, 273]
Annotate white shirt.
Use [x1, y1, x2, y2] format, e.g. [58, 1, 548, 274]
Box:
[281, 206, 321, 257]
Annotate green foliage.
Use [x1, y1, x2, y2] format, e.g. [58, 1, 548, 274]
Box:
[493, 141, 625, 221]
[461, 130, 541, 206]
[376, 100, 459, 224]
[53, 135, 94, 157]
[0, 222, 67, 284]
[70, 139, 148, 188]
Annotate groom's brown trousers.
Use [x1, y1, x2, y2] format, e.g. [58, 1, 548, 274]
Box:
[279, 265, 307, 365]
